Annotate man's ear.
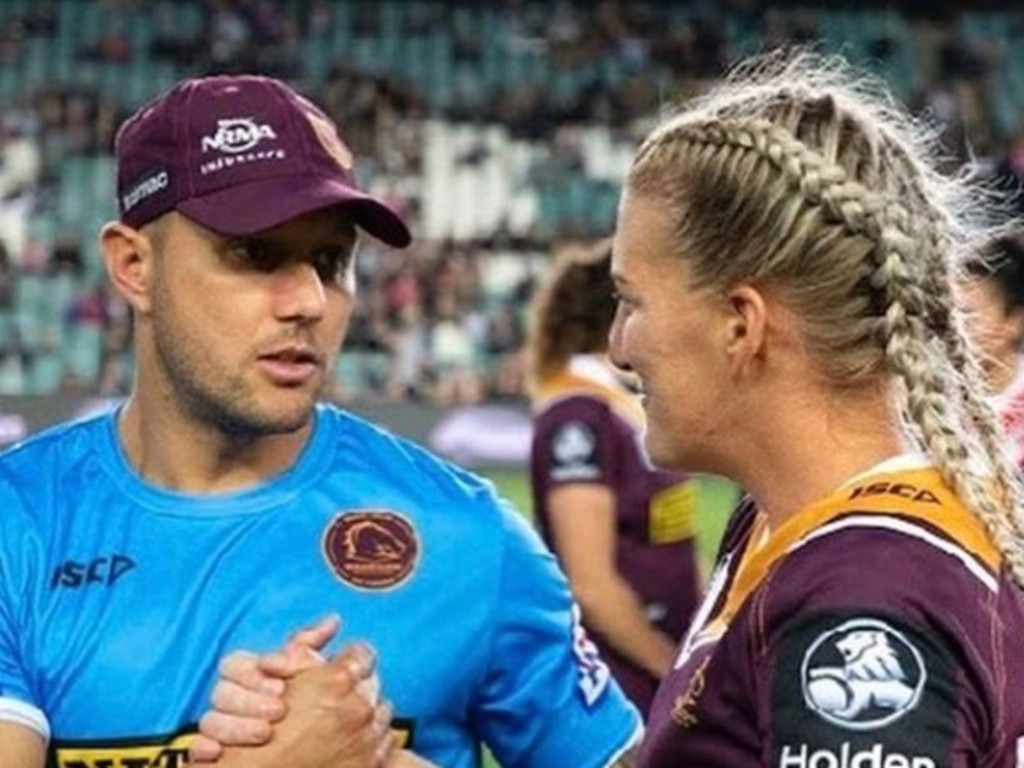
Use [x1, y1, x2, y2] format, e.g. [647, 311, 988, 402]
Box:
[723, 283, 769, 373]
[100, 221, 154, 314]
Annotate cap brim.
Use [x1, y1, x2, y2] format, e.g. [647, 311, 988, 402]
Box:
[176, 175, 412, 248]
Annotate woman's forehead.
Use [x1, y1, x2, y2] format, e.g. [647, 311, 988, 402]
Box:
[614, 198, 676, 267]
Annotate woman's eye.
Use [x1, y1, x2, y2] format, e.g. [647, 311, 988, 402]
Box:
[612, 290, 634, 310]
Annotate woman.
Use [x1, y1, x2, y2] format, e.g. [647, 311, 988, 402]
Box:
[610, 50, 1024, 765]
[960, 232, 1024, 469]
[526, 241, 701, 717]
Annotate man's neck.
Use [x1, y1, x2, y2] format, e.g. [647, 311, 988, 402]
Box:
[116, 397, 311, 493]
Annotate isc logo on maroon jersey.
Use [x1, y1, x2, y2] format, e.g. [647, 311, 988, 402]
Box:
[322, 510, 419, 590]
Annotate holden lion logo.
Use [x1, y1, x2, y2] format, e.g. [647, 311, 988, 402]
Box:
[323, 510, 419, 590]
[801, 618, 926, 730]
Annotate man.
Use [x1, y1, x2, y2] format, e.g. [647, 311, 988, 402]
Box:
[0, 74, 641, 768]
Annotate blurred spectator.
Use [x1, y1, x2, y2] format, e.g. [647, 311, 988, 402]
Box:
[960, 231, 1024, 468]
[78, 30, 132, 63]
[0, 114, 40, 264]
[385, 299, 429, 401]
[58, 367, 88, 397]
[993, 126, 1024, 215]
[47, 233, 84, 277]
[207, 0, 252, 68]
[0, 241, 15, 312]
[67, 288, 103, 327]
[429, 293, 485, 407]
[5, 0, 1024, 401]
[484, 298, 528, 399]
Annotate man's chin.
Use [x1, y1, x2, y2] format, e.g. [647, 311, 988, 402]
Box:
[218, 397, 317, 438]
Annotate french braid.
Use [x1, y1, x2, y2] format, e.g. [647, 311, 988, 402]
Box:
[627, 53, 1024, 586]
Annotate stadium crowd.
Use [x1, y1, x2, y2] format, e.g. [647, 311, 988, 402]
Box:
[0, 0, 1022, 403]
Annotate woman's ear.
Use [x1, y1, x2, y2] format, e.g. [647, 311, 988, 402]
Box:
[100, 221, 155, 314]
[723, 283, 769, 372]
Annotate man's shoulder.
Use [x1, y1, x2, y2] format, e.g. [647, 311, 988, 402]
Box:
[0, 409, 110, 478]
[320, 403, 513, 516]
[0, 414, 112, 541]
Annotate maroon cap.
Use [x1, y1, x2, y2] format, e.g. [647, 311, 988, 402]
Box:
[114, 74, 411, 248]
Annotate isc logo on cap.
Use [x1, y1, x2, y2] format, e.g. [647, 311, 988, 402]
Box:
[201, 118, 277, 154]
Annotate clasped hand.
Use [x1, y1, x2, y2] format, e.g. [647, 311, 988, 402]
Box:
[188, 615, 398, 768]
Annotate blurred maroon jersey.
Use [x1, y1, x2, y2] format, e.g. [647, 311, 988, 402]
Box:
[639, 456, 1024, 767]
[531, 365, 701, 715]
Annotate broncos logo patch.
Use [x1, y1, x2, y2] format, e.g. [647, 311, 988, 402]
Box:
[323, 510, 420, 590]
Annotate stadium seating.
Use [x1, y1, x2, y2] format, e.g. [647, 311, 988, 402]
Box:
[0, 1, 1016, 397]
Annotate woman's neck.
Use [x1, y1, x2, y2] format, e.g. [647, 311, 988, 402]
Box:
[725, 385, 909, 532]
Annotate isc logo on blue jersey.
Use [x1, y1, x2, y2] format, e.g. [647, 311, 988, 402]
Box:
[50, 554, 136, 589]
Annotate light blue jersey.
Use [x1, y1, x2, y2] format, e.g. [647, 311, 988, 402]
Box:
[0, 404, 640, 768]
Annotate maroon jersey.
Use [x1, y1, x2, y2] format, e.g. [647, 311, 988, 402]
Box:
[530, 365, 701, 715]
[639, 457, 1024, 767]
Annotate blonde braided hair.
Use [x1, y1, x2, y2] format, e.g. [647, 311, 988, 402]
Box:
[627, 51, 1024, 586]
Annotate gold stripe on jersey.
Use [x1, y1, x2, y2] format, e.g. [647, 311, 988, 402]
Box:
[649, 481, 698, 544]
[700, 467, 1000, 641]
[533, 370, 645, 428]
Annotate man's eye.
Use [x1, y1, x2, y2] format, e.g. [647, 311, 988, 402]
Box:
[228, 240, 278, 270]
[312, 245, 355, 281]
